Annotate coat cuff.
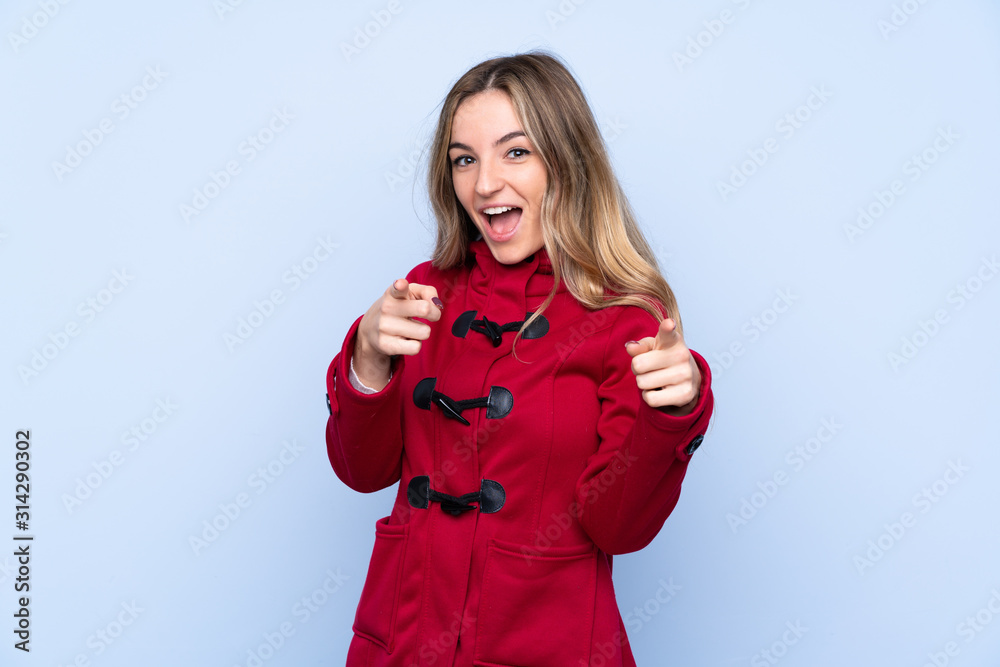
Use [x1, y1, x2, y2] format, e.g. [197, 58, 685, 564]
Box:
[326, 315, 404, 416]
[637, 349, 713, 463]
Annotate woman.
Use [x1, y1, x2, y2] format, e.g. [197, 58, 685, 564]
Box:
[325, 52, 713, 667]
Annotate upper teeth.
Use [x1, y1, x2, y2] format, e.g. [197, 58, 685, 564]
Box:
[484, 206, 515, 215]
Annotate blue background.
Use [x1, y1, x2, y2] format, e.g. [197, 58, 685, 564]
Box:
[3, 0, 999, 665]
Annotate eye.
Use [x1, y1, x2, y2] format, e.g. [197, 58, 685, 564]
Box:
[451, 155, 475, 167]
[507, 147, 531, 159]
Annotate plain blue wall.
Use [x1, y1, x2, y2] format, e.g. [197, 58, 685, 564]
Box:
[3, 1, 999, 665]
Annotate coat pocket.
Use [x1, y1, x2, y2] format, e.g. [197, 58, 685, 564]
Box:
[352, 516, 409, 653]
[474, 539, 597, 667]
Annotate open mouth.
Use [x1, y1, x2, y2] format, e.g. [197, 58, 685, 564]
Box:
[483, 206, 522, 239]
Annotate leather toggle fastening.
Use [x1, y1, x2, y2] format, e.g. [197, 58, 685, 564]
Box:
[452, 310, 549, 346]
[407, 475, 506, 515]
[413, 377, 513, 425]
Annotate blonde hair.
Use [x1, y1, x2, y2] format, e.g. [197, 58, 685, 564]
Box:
[427, 52, 682, 347]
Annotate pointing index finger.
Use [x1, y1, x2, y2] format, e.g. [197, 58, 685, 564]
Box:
[653, 317, 683, 351]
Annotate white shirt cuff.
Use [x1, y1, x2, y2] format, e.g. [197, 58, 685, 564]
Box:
[349, 354, 390, 394]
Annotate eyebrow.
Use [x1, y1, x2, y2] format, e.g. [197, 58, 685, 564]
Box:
[448, 130, 526, 152]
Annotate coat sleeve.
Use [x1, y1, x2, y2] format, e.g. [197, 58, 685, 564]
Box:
[575, 308, 714, 555]
[324, 263, 428, 493]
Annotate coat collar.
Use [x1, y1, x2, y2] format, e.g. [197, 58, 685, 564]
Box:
[468, 239, 565, 302]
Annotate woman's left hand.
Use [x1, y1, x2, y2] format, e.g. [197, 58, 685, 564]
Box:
[625, 318, 701, 416]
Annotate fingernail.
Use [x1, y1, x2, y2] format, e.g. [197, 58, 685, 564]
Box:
[624, 340, 638, 347]
[391, 279, 401, 291]
[432, 297, 444, 309]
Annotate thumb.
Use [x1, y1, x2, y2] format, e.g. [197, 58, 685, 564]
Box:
[624, 337, 655, 358]
[652, 317, 683, 351]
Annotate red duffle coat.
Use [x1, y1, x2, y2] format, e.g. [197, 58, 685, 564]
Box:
[325, 239, 714, 667]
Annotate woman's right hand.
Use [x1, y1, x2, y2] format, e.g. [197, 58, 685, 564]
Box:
[353, 278, 443, 390]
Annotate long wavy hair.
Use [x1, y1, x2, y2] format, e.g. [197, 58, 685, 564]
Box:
[427, 52, 682, 348]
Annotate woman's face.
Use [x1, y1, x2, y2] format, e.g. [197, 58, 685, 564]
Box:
[448, 89, 547, 265]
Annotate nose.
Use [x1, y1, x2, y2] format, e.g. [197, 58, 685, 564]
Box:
[475, 159, 502, 198]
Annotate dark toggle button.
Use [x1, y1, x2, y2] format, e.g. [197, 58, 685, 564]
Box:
[407, 475, 506, 515]
[432, 392, 469, 425]
[479, 316, 504, 346]
[413, 378, 513, 425]
[684, 434, 704, 456]
[452, 310, 549, 343]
